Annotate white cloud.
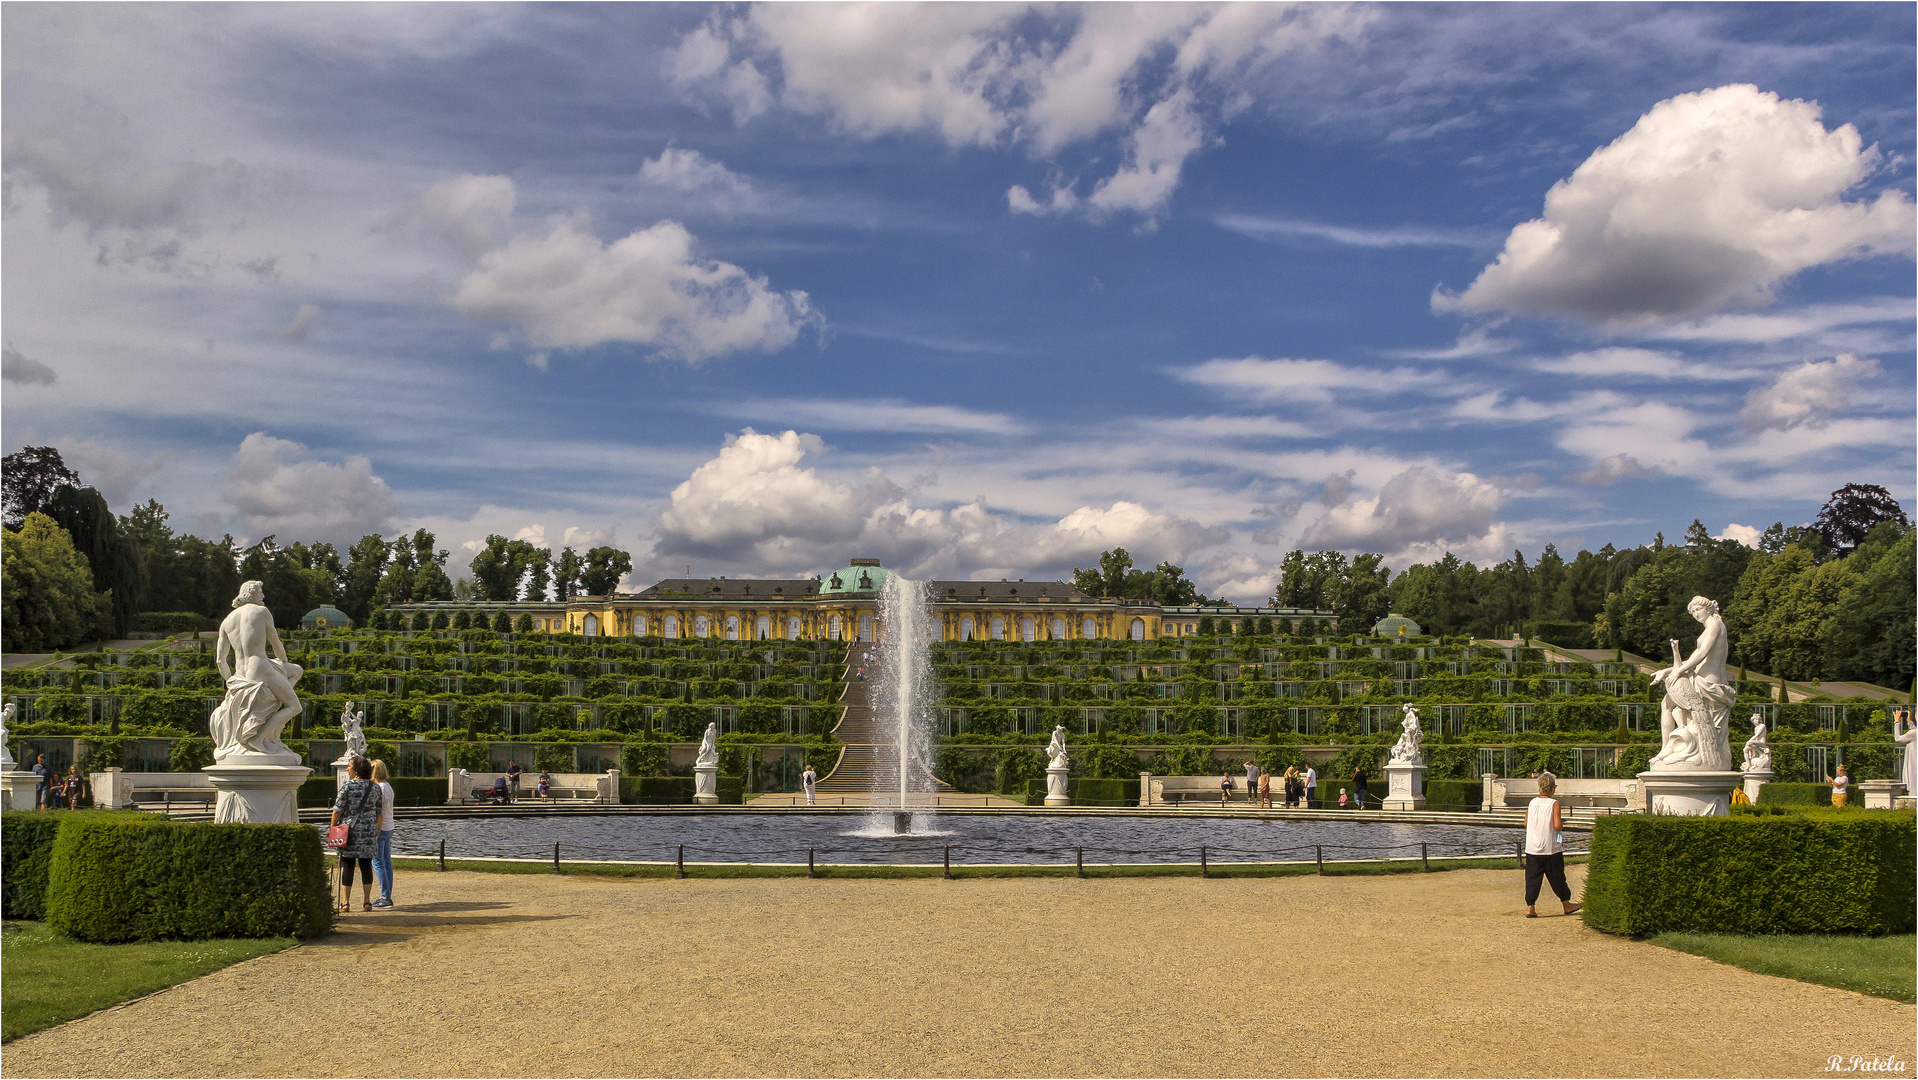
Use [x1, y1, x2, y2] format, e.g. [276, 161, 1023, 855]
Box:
[2, 346, 57, 386]
[1530, 346, 1758, 382]
[64, 438, 165, 509]
[223, 432, 402, 544]
[637, 147, 755, 208]
[712, 398, 1022, 436]
[452, 216, 818, 361]
[406, 174, 518, 260]
[1296, 465, 1506, 561]
[1215, 214, 1486, 249]
[1178, 356, 1448, 403]
[1566, 453, 1656, 487]
[1439, 84, 1915, 326]
[1716, 523, 1763, 548]
[1639, 297, 1916, 344]
[1739, 353, 1879, 432]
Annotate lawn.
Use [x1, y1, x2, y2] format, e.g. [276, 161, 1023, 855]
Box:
[1651, 931, 1916, 1003]
[1, 922, 295, 1042]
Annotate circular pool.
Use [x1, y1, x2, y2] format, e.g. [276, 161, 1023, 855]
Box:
[388, 813, 1572, 866]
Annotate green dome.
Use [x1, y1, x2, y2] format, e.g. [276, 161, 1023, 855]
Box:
[819, 560, 889, 595]
[302, 605, 353, 630]
[1373, 613, 1421, 639]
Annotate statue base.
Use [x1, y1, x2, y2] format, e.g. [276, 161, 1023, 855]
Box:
[1741, 768, 1772, 805]
[206, 763, 311, 825]
[333, 754, 357, 789]
[1858, 780, 1902, 810]
[1639, 770, 1740, 817]
[0, 770, 42, 811]
[1381, 762, 1426, 811]
[694, 764, 718, 805]
[1044, 765, 1071, 807]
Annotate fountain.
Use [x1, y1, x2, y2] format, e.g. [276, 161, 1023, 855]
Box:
[871, 573, 939, 832]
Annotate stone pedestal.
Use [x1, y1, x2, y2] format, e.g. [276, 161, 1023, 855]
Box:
[1858, 780, 1901, 810]
[332, 754, 355, 789]
[1381, 762, 1426, 811]
[1741, 768, 1772, 805]
[1480, 772, 1498, 813]
[693, 763, 718, 805]
[446, 769, 474, 805]
[1045, 765, 1071, 807]
[0, 771, 42, 811]
[205, 763, 311, 825]
[1639, 770, 1740, 817]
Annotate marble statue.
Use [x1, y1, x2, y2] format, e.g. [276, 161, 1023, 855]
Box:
[1648, 596, 1734, 772]
[209, 580, 304, 763]
[1046, 725, 1070, 769]
[340, 702, 367, 760]
[1893, 710, 1917, 795]
[0, 701, 14, 769]
[1388, 703, 1423, 766]
[695, 723, 719, 768]
[1741, 715, 1771, 774]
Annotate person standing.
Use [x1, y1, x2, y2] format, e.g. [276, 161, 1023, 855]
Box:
[1352, 763, 1369, 810]
[371, 759, 397, 909]
[802, 763, 818, 806]
[330, 757, 382, 913]
[1524, 773, 1580, 918]
[60, 765, 85, 809]
[505, 759, 522, 802]
[1257, 768, 1271, 809]
[32, 755, 48, 810]
[1826, 763, 1851, 809]
[1303, 764, 1318, 809]
[1245, 759, 1260, 803]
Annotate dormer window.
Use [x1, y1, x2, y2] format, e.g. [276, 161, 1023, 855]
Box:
[858, 571, 872, 589]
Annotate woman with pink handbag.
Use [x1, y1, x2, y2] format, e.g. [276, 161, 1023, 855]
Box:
[328, 757, 381, 914]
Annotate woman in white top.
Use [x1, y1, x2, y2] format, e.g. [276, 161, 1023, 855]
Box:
[371, 759, 397, 909]
[1524, 773, 1580, 919]
[1826, 764, 1850, 809]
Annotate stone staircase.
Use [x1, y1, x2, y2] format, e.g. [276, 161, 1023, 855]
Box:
[814, 643, 954, 797]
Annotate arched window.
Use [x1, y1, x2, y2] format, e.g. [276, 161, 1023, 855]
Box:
[960, 615, 974, 640]
[583, 614, 599, 637]
[630, 615, 646, 636]
[928, 620, 941, 642]
[990, 616, 1006, 640]
[786, 615, 801, 639]
[1130, 618, 1145, 641]
[1083, 616, 1097, 639]
[694, 614, 710, 638]
[1051, 616, 1066, 639]
[725, 615, 740, 640]
[1020, 616, 1035, 642]
[664, 615, 679, 639]
[859, 614, 873, 642]
[829, 615, 842, 640]
[757, 616, 770, 640]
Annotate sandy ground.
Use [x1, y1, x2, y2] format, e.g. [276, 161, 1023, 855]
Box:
[4, 865, 1908, 1079]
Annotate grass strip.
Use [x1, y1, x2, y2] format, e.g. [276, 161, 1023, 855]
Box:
[1, 922, 295, 1042]
[392, 854, 1579, 881]
[1650, 931, 1915, 1003]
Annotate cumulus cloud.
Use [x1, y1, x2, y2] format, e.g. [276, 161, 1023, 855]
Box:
[654, 429, 1219, 578]
[223, 432, 402, 543]
[453, 217, 817, 361]
[637, 146, 755, 208]
[672, 4, 1366, 222]
[1566, 453, 1656, 487]
[1439, 84, 1915, 326]
[64, 438, 165, 508]
[1739, 353, 1879, 432]
[1295, 465, 1507, 564]
[2, 346, 56, 386]
[1716, 523, 1763, 548]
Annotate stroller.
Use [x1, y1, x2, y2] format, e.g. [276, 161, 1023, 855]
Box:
[474, 776, 512, 805]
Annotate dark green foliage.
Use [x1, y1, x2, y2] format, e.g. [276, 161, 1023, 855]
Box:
[1581, 813, 1915, 935]
[617, 776, 743, 804]
[46, 817, 333, 942]
[1069, 778, 1139, 806]
[1756, 782, 1832, 807]
[1531, 620, 1594, 649]
[296, 777, 336, 807]
[997, 747, 1046, 794]
[447, 741, 489, 771]
[129, 612, 214, 634]
[1423, 779, 1482, 811]
[620, 742, 667, 776]
[166, 737, 213, 772]
[389, 777, 445, 806]
[2, 811, 66, 917]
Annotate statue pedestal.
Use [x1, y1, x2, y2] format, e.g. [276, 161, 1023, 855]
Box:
[332, 754, 356, 789]
[206, 763, 311, 825]
[0, 771, 42, 811]
[693, 763, 718, 805]
[1639, 770, 1740, 817]
[1858, 780, 1901, 810]
[1741, 768, 1772, 805]
[1381, 762, 1426, 811]
[1044, 765, 1071, 807]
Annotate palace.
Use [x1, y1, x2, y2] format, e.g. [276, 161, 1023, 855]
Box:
[384, 558, 1330, 641]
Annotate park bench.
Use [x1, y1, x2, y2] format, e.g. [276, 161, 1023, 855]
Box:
[1482, 776, 1639, 814]
[90, 769, 216, 810]
[1139, 774, 1251, 806]
[448, 770, 620, 806]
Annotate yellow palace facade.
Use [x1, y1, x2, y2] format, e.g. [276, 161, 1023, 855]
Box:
[391, 558, 1330, 641]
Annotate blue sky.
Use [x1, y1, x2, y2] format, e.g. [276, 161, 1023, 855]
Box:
[3, 3, 1913, 601]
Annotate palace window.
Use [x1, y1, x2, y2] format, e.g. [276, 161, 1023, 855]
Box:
[694, 615, 710, 637]
[1083, 616, 1096, 639]
[786, 616, 801, 639]
[725, 615, 740, 640]
[1051, 616, 1066, 639]
[859, 614, 873, 642]
[664, 615, 679, 639]
[1020, 616, 1035, 642]
[990, 616, 1006, 640]
[757, 616, 770, 640]
[829, 615, 842, 640]
[1130, 618, 1145, 641]
[583, 614, 599, 637]
[960, 615, 974, 641]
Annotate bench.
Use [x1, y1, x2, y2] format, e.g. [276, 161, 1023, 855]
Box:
[1483, 776, 1639, 814]
[1140, 774, 1253, 806]
[91, 769, 216, 810]
[448, 770, 619, 806]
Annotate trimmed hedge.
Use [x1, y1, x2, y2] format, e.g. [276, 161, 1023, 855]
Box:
[2, 811, 65, 918]
[1071, 777, 1141, 806]
[46, 817, 334, 942]
[1581, 813, 1916, 936]
[1756, 782, 1833, 807]
[1424, 779, 1482, 811]
[617, 776, 744, 805]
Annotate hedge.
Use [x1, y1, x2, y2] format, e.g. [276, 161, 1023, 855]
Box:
[1424, 779, 1482, 811]
[1580, 813, 1916, 935]
[2, 811, 65, 918]
[1756, 782, 1833, 807]
[46, 817, 333, 941]
[1071, 777, 1141, 806]
[617, 776, 744, 805]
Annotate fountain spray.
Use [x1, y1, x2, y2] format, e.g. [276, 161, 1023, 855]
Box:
[872, 573, 937, 831]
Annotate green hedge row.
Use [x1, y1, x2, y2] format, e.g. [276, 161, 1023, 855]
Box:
[1071, 777, 1141, 806]
[1424, 779, 1483, 811]
[1756, 782, 1833, 807]
[35, 815, 332, 941]
[1581, 813, 1916, 935]
[616, 776, 744, 805]
[1, 811, 66, 918]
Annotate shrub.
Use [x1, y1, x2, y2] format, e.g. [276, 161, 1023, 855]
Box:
[2, 811, 66, 917]
[167, 737, 213, 773]
[617, 776, 743, 805]
[296, 777, 336, 808]
[620, 742, 667, 776]
[533, 744, 573, 773]
[130, 612, 213, 634]
[390, 777, 444, 806]
[46, 817, 333, 941]
[446, 741, 489, 771]
[1756, 782, 1832, 807]
[1071, 777, 1140, 806]
[1424, 779, 1482, 811]
[1580, 813, 1915, 936]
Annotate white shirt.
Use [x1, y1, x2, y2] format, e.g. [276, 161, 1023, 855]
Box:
[1303, 767, 1316, 789]
[802, 769, 817, 790]
[377, 781, 395, 832]
[1525, 796, 1562, 855]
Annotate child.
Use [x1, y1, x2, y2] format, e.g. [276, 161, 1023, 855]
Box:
[1338, 788, 1349, 809]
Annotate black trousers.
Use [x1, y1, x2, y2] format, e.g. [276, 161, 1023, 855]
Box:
[1525, 852, 1570, 905]
[340, 856, 374, 887]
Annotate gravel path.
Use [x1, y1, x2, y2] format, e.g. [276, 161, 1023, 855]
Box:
[6, 866, 1907, 1078]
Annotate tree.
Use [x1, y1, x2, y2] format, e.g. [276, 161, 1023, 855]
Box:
[1099, 548, 1134, 599]
[339, 534, 390, 623]
[1725, 543, 1853, 681]
[579, 546, 633, 596]
[1819, 523, 1916, 689]
[493, 610, 514, 633]
[514, 613, 535, 633]
[2, 446, 81, 528]
[42, 485, 144, 636]
[407, 529, 455, 602]
[1814, 484, 1909, 555]
[554, 547, 582, 600]
[1, 512, 112, 651]
[1333, 553, 1391, 629]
